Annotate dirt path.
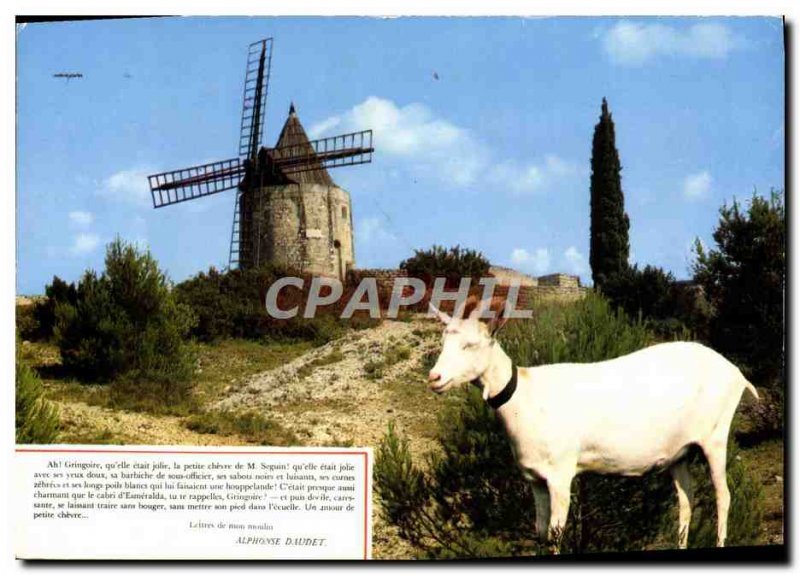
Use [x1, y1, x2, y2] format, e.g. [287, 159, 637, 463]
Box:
[213, 318, 443, 456]
[212, 318, 445, 559]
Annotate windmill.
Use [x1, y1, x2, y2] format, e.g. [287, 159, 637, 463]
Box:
[147, 38, 374, 275]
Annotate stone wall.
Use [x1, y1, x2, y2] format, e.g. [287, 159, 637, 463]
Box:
[519, 285, 588, 303]
[348, 268, 587, 305]
[351, 268, 408, 293]
[538, 273, 581, 288]
[488, 265, 538, 287]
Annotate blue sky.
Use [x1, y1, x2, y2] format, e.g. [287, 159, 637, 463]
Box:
[16, 16, 784, 294]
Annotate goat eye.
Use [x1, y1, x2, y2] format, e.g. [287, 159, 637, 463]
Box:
[462, 342, 478, 350]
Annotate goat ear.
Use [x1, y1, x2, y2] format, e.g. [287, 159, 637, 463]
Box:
[469, 297, 494, 321]
[428, 302, 451, 325]
[488, 301, 509, 336]
[489, 316, 509, 337]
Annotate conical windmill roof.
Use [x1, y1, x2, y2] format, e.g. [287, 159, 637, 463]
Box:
[269, 103, 335, 186]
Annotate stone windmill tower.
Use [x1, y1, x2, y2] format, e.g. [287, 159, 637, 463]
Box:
[147, 38, 373, 280]
[243, 103, 357, 279]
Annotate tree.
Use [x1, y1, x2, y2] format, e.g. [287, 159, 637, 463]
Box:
[590, 98, 630, 289]
[693, 190, 785, 386]
[54, 238, 196, 383]
[30, 276, 78, 340]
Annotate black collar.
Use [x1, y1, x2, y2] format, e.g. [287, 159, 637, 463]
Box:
[472, 363, 518, 410]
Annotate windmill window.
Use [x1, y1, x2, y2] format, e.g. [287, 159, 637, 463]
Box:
[341, 206, 348, 220]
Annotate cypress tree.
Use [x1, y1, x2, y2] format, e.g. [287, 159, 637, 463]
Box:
[590, 98, 630, 289]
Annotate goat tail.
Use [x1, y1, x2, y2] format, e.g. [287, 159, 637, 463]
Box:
[742, 377, 759, 401]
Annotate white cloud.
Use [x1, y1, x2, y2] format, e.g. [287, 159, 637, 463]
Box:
[311, 96, 485, 187]
[98, 168, 152, 207]
[603, 21, 737, 66]
[69, 233, 101, 256]
[683, 171, 713, 200]
[312, 96, 582, 193]
[358, 216, 396, 244]
[562, 246, 588, 275]
[490, 155, 579, 195]
[511, 247, 550, 276]
[308, 116, 342, 139]
[68, 210, 94, 227]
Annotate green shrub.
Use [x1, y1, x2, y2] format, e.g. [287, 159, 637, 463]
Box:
[693, 190, 785, 385]
[601, 264, 695, 339]
[735, 386, 783, 447]
[185, 410, 297, 445]
[174, 266, 279, 342]
[400, 244, 490, 288]
[106, 373, 195, 416]
[501, 291, 654, 367]
[375, 293, 762, 556]
[385, 344, 412, 366]
[174, 265, 375, 345]
[54, 238, 196, 385]
[16, 304, 40, 340]
[32, 277, 78, 340]
[295, 350, 345, 379]
[16, 360, 60, 443]
[363, 359, 385, 380]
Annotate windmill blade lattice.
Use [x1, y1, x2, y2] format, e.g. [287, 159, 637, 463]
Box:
[145, 35, 374, 274]
[239, 38, 273, 160]
[148, 158, 243, 208]
[274, 130, 374, 174]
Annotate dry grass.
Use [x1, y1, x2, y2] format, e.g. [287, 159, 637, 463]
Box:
[184, 410, 298, 446]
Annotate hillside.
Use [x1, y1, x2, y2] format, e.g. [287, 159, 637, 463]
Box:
[18, 316, 783, 557]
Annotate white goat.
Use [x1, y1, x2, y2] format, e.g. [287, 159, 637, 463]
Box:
[427, 299, 758, 551]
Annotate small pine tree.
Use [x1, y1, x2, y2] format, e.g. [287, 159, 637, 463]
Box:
[54, 238, 196, 383]
[30, 276, 78, 340]
[590, 98, 630, 289]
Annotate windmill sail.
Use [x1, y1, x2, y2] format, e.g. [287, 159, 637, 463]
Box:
[239, 38, 273, 160]
[145, 36, 374, 273]
[148, 158, 243, 208]
[274, 130, 374, 175]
